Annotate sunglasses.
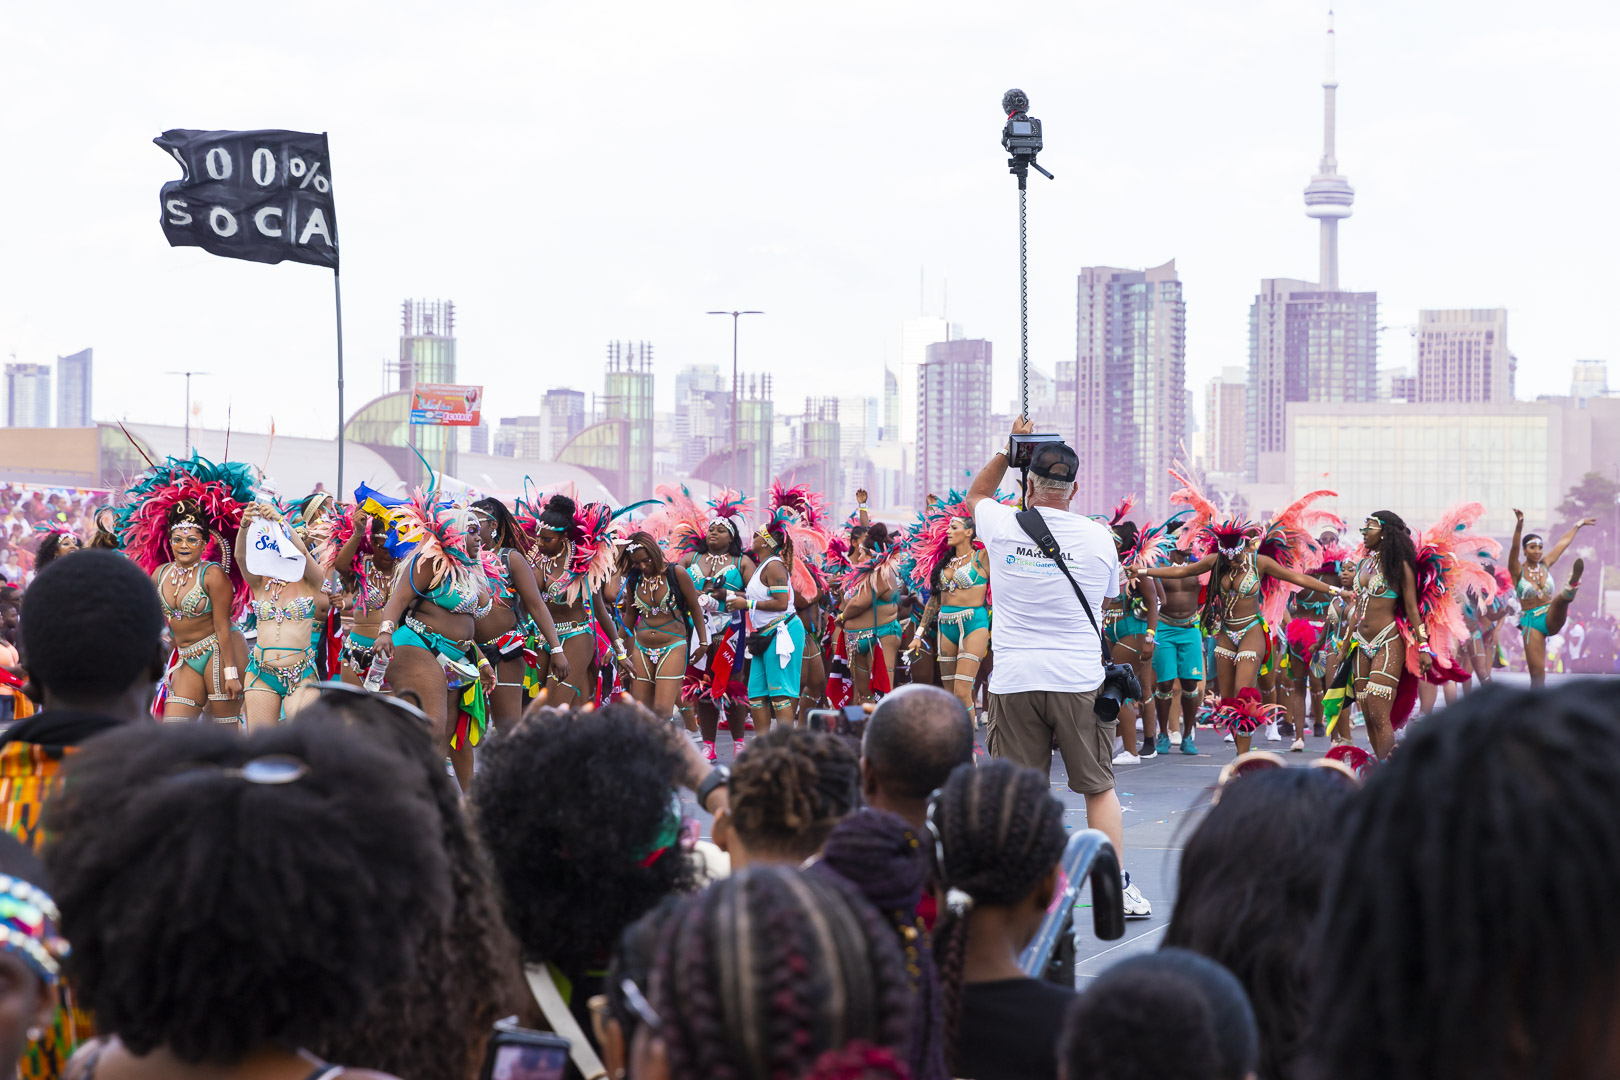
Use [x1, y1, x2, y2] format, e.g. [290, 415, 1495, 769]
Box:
[309, 680, 433, 729]
[1212, 750, 1363, 805]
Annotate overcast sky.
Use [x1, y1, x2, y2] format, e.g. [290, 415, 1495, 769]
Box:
[1, 0, 1615, 441]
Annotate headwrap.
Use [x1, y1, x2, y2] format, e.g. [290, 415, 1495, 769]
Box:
[0, 874, 67, 985]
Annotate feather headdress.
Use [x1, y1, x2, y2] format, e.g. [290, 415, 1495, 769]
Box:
[1405, 502, 1502, 683]
[388, 488, 480, 591]
[539, 499, 617, 605]
[1166, 468, 1243, 557]
[1253, 489, 1335, 625]
[116, 453, 259, 613]
[707, 488, 754, 539]
[906, 490, 983, 591]
[647, 483, 711, 558]
[769, 479, 831, 559]
[1120, 518, 1178, 571]
[756, 505, 825, 598]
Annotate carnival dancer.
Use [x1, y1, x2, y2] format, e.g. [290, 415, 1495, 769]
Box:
[619, 530, 709, 722]
[465, 497, 566, 733]
[770, 481, 833, 712]
[529, 493, 624, 706]
[1134, 476, 1344, 755]
[1151, 543, 1205, 756]
[234, 500, 330, 729]
[726, 509, 817, 730]
[1509, 510, 1594, 688]
[1279, 540, 1346, 749]
[371, 495, 496, 791]
[838, 519, 904, 703]
[1106, 506, 1166, 762]
[667, 488, 755, 757]
[329, 506, 397, 687]
[908, 491, 991, 718]
[118, 455, 255, 725]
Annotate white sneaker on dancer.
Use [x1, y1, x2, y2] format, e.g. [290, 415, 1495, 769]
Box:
[1122, 871, 1152, 919]
[1170, 730, 1182, 747]
[1265, 722, 1281, 743]
[1112, 749, 1140, 766]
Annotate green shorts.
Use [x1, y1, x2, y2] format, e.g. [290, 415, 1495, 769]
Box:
[748, 617, 804, 701]
[1152, 622, 1205, 683]
[939, 605, 990, 646]
[1108, 613, 1149, 645]
[1520, 604, 1549, 638]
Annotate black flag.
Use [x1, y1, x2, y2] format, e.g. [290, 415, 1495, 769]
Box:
[155, 129, 339, 269]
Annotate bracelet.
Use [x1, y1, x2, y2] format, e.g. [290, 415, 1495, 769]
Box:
[378, 620, 396, 635]
[477, 656, 494, 671]
[224, 666, 240, 680]
[1144, 630, 1157, 640]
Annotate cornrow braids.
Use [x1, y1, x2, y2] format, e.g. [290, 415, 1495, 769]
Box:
[726, 728, 861, 862]
[930, 759, 1067, 1073]
[651, 866, 915, 1080]
[1307, 681, 1620, 1080]
[472, 497, 528, 556]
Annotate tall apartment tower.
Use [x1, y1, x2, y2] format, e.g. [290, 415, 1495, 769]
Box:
[1072, 261, 1187, 515]
[916, 339, 992, 505]
[399, 299, 458, 482]
[4, 364, 52, 428]
[55, 348, 92, 427]
[602, 341, 655, 500]
[1246, 13, 1378, 481]
[1204, 366, 1247, 474]
[1413, 309, 1510, 403]
[1572, 360, 1609, 401]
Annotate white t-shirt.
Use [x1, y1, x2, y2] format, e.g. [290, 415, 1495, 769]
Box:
[975, 499, 1120, 694]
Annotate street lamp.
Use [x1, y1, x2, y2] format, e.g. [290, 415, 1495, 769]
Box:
[164, 371, 211, 457]
[706, 310, 764, 492]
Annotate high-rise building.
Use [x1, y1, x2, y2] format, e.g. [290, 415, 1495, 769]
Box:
[1414, 309, 1511, 403]
[898, 317, 959, 451]
[1072, 261, 1186, 515]
[601, 342, 655, 499]
[837, 395, 877, 461]
[1205, 366, 1247, 475]
[1572, 360, 1609, 401]
[4, 364, 52, 428]
[397, 299, 457, 481]
[1247, 16, 1378, 482]
[882, 367, 899, 440]
[673, 364, 730, 471]
[799, 397, 843, 498]
[916, 338, 991, 504]
[55, 348, 92, 427]
[468, 423, 490, 455]
[542, 389, 586, 459]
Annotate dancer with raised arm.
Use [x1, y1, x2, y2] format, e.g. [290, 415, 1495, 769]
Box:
[1107, 508, 1168, 762]
[1509, 510, 1594, 688]
[235, 500, 329, 729]
[1134, 476, 1343, 755]
[470, 497, 566, 733]
[619, 530, 709, 722]
[529, 493, 623, 707]
[328, 506, 397, 686]
[908, 491, 991, 719]
[726, 508, 819, 730]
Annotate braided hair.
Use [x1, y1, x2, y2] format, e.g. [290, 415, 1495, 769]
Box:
[1308, 681, 1620, 1080]
[1369, 510, 1417, 597]
[539, 493, 575, 535]
[929, 759, 1067, 1072]
[727, 727, 860, 863]
[472, 497, 529, 556]
[649, 865, 915, 1080]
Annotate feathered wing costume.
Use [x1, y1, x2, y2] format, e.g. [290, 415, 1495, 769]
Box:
[116, 453, 258, 614]
[545, 500, 617, 608]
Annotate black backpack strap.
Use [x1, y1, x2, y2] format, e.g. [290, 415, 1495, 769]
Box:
[1015, 508, 1111, 669]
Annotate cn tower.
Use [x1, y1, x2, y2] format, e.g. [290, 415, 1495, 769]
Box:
[1303, 9, 1354, 291]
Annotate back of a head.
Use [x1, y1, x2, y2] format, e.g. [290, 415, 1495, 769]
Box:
[932, 759, 1065, 905]
[473, 704, 699, 976]
[650, 865, 914, 1080]
[21, 549, 162, 705]
[1167, 768, 1351, 1080]
[540, 493, 575, 533]
[41, 721, 450, 1065]
[729, 726, 861, 862]
[862, 684, 974, 803]
[1062, 949, 1256, 1080]
[1309, 681, 1620, 1080]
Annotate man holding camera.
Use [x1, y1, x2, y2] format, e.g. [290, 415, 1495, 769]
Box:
[965, 418, 1151, 918]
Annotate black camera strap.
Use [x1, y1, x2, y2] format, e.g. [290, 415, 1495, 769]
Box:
[1015, 508, 1111, 670]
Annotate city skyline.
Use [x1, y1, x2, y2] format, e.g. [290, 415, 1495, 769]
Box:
[0, 1, 1612, 445]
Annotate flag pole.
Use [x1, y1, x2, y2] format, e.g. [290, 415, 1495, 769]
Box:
[333, 268, 346, 500]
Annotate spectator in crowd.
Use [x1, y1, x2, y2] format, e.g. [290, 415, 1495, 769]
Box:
[965, 423, 1150, 918]
[931, 758, 1073, 1080]
[1166, 765, 1353, 1080]
[296, 690, 515, 1080]
[814, 808, 948, 1080]
[43, 722, 448, 1079]
[592, 897, 683, 1080]
[0, 834, 66, 1080]
[33, 531, 80, 575]
[2, 552, 167, 859]
[1061, 949, 1259, 1080]
[635, 865, 915, 1080]
[860, 683, 976, 830]
[1308, 681, 1620, 1080]
[473, 704, 708, 1049]
[717, 726, 860, 867]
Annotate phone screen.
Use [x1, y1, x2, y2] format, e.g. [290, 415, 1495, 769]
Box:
[490, 1043, 569, 1080]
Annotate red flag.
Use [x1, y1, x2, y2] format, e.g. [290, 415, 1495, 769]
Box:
[826, 627, 852, 708]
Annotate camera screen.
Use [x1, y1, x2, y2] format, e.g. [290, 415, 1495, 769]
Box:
[491, 1044, 568, 1080]
[1011, 120, 1032, 134]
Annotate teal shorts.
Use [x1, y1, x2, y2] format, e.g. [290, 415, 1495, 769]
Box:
[1108, 613, 1149, 645]
[851, 620, 901, 655]
[1520, 604, 1549, 638]
[1152, 622, 1205, 683]
[748, 617, 805, 701]
[939, 605, 990, 646]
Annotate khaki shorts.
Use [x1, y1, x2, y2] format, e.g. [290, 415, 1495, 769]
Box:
[986, 688, 1116, 796]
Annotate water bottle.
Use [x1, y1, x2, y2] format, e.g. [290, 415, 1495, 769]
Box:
[363, 652, 391, 692]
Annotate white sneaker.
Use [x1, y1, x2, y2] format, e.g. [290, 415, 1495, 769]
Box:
[1112, 749, 1141, 766]
[1289, 737, 1305, 753]
[1121, 871, 1152, 919]
[1224, 733, 1235, 744]
[1170, 730, 1183, 747]
[1265, 722, 1281, 743]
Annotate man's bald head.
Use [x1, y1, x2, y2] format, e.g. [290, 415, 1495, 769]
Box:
[861, 685, 975, 815]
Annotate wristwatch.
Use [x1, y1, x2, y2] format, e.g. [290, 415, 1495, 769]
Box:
[696, 765, 731, 814]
